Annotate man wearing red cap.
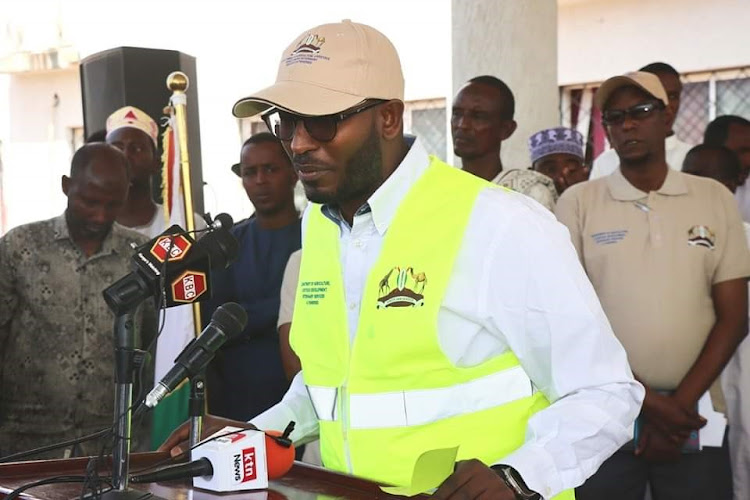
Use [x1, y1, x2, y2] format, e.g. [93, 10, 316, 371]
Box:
[163, 20, 642, 500]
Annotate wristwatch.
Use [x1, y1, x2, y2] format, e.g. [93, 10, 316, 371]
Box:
[491, 465, 542, 500]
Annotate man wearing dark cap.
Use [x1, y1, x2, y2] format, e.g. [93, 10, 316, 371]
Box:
[528, 126, 589, 195]
[556, 72, 750, 500]
[162, 20, 642, 500]
[0, 143, 154, 457]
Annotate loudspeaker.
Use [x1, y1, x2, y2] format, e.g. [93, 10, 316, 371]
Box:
[80, 47, 204, 213]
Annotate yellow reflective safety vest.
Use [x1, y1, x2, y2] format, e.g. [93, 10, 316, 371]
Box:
[291, 157, 574, 499]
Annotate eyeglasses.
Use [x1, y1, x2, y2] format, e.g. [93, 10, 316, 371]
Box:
[262, 100, 385, 143]
[602, 102, 665, 126]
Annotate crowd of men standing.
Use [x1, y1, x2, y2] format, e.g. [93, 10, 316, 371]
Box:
[1, 17, 750, 500]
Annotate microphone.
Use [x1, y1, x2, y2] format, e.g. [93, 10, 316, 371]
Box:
[130, 458, 212, 483]
[130, 426, 295, 491]
[143, 303, 247, 410]
[209, 213, 234, 231]
[102, 221, 239, 314]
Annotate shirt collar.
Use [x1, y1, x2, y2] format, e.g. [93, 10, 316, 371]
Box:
[54, 211, 123, 257]
[368, 135, 429, 235]
[607, 166, 688, 201]
[322, 135, 431, 235]
[53, 212, 71, 241]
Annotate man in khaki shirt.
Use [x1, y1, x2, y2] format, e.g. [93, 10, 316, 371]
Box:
[556, 72, 750, 500]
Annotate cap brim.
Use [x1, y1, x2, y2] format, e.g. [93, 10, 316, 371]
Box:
[594, 76, 663, 110]
[232, 80, 366, 118]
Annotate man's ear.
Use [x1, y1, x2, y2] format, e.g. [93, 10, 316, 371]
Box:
[61, 175, 70, 196]
[663, 107, 675, 132]
[379, 100, 405, 141]
[499, 119, 517, 141]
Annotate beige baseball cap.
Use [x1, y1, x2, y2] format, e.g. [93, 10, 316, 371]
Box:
[232, 19, 404, 118]
[105, 106, 159, 146]
[594, 71, 669, 110]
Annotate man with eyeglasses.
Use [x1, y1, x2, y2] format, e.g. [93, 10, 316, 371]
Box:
[161, 20, 643, 500]
[556, 72, 750, 500]
[589, 62, 694, 180]
[202, 132, 300, 424]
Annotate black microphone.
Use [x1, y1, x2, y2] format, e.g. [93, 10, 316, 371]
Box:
[130, 458, 212, 484]
[102, 222, 239, 314]
[209, 213, 234, 231]
[143, 302, 247, 409]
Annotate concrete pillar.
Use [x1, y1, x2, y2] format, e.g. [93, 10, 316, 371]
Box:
[451, 0, 559, 169]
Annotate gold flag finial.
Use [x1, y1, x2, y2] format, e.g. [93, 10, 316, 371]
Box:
[166, 71, 189, 92]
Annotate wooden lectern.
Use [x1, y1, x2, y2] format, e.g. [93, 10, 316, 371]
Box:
[0, 453, 431, 499]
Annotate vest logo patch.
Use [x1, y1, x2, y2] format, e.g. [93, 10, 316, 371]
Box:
[377, 266, 427, 308]
[688, 225, 716, 250]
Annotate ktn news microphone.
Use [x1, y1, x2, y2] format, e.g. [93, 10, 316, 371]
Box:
[102, 213, 239, 314]
[137, 302, 247, 412]
[130, 425, 296, 492]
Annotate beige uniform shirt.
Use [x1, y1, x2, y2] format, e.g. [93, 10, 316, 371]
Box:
[556, 168, 750, 411]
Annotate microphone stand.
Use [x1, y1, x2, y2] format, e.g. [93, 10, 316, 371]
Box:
[189, 372, 205, 452]
[104, 310, 151, 500]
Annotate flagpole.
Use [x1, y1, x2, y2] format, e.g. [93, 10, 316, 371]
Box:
[166, 72, 204, 448]
[166, 72, 202, 332]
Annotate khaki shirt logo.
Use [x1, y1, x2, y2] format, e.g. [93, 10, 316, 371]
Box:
[687, 225, 716, 250]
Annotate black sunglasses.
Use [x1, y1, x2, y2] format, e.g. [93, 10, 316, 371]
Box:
[261, 100, 385, 143]
[602, 102, 665, 126]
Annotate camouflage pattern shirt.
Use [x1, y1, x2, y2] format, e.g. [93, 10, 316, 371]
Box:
[0, 214, 155, 458]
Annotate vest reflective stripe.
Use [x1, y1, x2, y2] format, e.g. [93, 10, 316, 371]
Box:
[306, 385, 338, 422]
[307, 366, 534, 429]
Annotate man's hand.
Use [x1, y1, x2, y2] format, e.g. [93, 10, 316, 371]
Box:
[641, 388, 705, 441]
[635, 420, 682, 463]
[157, 414, 256, 458]
[432, 459, 516, 500]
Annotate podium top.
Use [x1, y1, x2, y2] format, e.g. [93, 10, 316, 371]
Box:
[0, 452, 429, 499]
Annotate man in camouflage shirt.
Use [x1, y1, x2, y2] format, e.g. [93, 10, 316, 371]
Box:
[0, 143, 156, 458]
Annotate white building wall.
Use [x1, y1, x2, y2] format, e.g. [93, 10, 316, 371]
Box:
[0, 69, 82, 230]
[558, 0, 750, 85]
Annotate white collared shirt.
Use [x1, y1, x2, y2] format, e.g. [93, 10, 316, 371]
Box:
[252, 137, 643, 499]
[589, 134, 694, 180]
[735, 182, 750, 222]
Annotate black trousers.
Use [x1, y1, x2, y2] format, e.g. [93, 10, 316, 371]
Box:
[576, 434, 732, 500]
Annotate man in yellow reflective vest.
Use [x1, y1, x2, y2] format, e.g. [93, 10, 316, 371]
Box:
[162, 20, 644, 499]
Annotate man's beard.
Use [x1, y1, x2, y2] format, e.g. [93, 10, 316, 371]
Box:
[304, 127, 383, 206]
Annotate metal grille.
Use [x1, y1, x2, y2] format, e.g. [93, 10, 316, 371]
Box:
[406, 103, 447, 161]
[561, 67, 750, 162]
[673, 80, 708, 145]
[717, 74, 750, 117]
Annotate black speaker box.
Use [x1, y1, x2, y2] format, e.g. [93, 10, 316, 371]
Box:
[80, 47, 204, 213]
